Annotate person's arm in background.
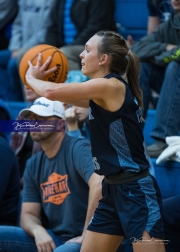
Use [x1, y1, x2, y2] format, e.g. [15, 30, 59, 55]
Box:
[65, 107, 83, 138]
[131, 18, 180, 67]
[147, 0, 160, 34]
[20, 158, 56, 252]
[126, 0, 159, 48]
[20, 202, 56, 251]
[147, 16, 160, 34]
[131, 22, 167, 60]
[155, 43, 179, 66]
[65, 107, 80, 132]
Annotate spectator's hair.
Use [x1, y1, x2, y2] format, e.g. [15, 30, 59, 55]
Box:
[153, 0, 159, 6]
[95, 30, 143, 109]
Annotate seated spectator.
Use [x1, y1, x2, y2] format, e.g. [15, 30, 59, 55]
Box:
[10, 86, 41, 178]
[10, 86, 88, 178]
[126, 0, 173, 48]
[131, 0, 180, 157]
[0, 102, 20, 226]
[0, 0, 18, 50]
[46, 0, 117, 71]
[65, 106, 89, 140]
[0, 97, 102, 252]
[0, 0, 61, 101]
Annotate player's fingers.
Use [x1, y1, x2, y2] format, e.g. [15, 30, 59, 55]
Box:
[36, 53, 42, 68]
[28, 60, 33, 67]
[41, 56, 53, 71]
[44, 66, 57, 76]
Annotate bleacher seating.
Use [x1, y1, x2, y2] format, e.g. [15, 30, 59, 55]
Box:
[143, 109, 156, 146]
[114, 0, 148, 40]
[66, 70, 89, 83]
[152, 158, 180, 199]
[143, 109, 180, 200]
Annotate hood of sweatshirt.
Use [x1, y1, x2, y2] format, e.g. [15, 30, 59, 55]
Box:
[170, 12, 180, 29]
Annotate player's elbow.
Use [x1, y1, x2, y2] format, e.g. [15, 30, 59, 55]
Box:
[89, 174, 104, 200]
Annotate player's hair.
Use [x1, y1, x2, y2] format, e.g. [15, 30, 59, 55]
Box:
[95, 30, 143, 109]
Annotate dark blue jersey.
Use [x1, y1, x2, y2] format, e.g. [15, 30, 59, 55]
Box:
[89, 73, 149, 176]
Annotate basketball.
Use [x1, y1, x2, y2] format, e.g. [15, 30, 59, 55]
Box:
[19, 44, 69, 89]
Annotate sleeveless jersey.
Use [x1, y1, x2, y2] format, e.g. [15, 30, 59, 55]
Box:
[89, 73, 149, 176]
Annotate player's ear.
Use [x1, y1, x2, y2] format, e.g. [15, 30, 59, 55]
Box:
[99, 54, 109, 65]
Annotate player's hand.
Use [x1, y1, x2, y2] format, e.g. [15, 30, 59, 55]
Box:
[65, 236, 83, 244]
[33, 226, 56, 252]
[26, 53, 57, 80]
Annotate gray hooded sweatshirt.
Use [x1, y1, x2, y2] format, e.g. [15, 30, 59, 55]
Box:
[8, 0, 58, 51]
[131, 12, 180, 66]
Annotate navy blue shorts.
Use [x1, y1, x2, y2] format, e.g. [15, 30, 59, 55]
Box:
[88, 175, 164, 244]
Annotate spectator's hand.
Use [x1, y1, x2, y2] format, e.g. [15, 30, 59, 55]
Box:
[33, 226, 56, 252]
[65, 236, 83, 245]
[166, 44, 177, 51]
[11, 50, 19, 58]
[65, 107, 79, 131]
[26, 53, 57, 80]
[126, 35, 134, 48]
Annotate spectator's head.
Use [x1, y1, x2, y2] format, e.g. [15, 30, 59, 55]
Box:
[171, 0, 180, 12]
[24, 86, 40, 102]
[19, 97, 65, 142]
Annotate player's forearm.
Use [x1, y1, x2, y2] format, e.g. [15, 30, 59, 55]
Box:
[20, 213, 44, 237]
[26, 74, 56, 98]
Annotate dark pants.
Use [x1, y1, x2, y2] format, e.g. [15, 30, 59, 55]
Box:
[140, 61, 180, 140]
[163, 195, 180, 252]
[0, 226, 81, 252]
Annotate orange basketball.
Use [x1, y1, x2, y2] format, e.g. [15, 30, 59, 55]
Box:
[19, 44, 68, 89]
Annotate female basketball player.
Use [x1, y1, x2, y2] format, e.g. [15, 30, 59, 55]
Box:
[25, 30, 165, 252]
